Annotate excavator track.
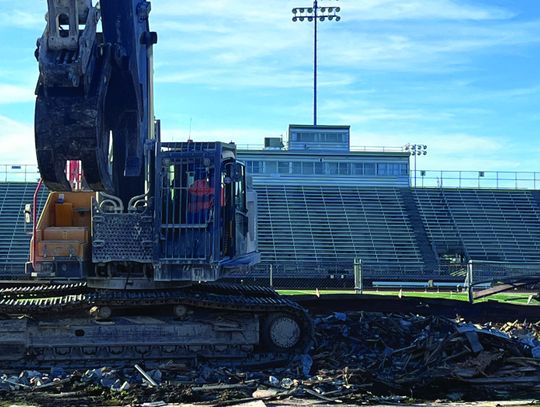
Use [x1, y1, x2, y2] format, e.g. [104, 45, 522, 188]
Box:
[0, 282, 90, 300]
[0, 282, 313, 369]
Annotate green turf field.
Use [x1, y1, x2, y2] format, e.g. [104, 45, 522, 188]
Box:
[278, 289, 540, 305]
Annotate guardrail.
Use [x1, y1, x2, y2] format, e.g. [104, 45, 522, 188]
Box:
[236, 144, 407, 153]
[1, 164, 539, 191]
[411, 170, 540, 190]
[0, 164, 40, 183]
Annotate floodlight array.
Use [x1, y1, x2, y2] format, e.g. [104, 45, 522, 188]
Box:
[405, 144, 428, 156]
[292, 4, 341, 22]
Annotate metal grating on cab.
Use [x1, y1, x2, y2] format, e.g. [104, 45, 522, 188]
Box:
[92, 200, 154, 263]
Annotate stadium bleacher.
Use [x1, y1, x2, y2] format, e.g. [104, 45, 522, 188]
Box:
[254, 185, 426, 281]
[415, 189, 540, 263]
[251, 186, 540, 285]
[2, 182, 540, 286]
[0, 183, 48, 276]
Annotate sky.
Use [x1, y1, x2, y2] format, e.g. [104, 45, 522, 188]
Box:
[0, 0, 539, 172]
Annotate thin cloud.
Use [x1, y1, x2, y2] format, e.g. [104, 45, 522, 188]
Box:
[0, 116, 35, 164]
[0, 9, 44, 30]
[151, 0, 540, 89]
[156, 67, 354, 89]
[0, 84, 35, 104]
[345, 0, 514, 21]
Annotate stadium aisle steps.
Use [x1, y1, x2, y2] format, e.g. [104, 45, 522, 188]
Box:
[399, 188, 440, 273]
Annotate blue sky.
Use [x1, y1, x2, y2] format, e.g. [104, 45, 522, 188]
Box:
[0, 0, 539, 172]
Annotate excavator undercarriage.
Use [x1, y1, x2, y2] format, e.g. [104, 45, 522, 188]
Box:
[0, 282, 312, 368]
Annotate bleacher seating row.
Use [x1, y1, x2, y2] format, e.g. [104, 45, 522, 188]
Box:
[254, 185, 424, 279]
[250, 186, 540, 281]
[0, 183, 48, 276]
[2, 182, 540, 283]
[415, 189, 540, 262]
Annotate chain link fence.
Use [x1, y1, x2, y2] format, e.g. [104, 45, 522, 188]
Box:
[2, 257, 540, 289]
[464, 260, 540, 286]
[227, 259, 540, 290]
[225, 260, 461, 290]
[0, 263, 29, 279]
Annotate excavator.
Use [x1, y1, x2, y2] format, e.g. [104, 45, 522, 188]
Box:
[0, 0, 312, 367]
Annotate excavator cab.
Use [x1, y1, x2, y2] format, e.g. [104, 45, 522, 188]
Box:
[29, 140, 259, 289]
[151, 141, 259, 284]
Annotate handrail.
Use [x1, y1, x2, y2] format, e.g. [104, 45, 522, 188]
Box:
[235, 144, 407, 153]
[0, 164, 40, 183]
[2, 164, 540, 190]
[411, 170, 540, 190]
[31, 179, 43, 271]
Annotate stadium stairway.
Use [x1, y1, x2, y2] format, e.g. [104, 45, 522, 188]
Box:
[413, 188, 468, 260]
[399, 188, 440, 274]
[0, 183, 47, 277]
[530, 190, 540, 214]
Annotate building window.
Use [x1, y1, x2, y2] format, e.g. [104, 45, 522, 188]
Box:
[314, 162, 324, 175]
[353, 163, 363, 175]
[297, 133, 316, 142]
[393, 163, 404, 176]
[265, 161, 277, 174]
[292, 162, 302, 174]
[302, 162, 314, 175]
[364, 163, 375, 175]
[401, 163, 409, 175]
[278, 161, 290, 175]
[247, 161, 261, 174]
[339, 162, 350, 175]
[326, 162, 338, 175]
[326, 133, 339, 143]
[377, 163, 388, 176]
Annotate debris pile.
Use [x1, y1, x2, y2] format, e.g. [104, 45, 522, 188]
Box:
[310, 312, 540, 401]
[1, 311, 540, 405]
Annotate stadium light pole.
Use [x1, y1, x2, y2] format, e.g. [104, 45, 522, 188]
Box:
[405, 144, 428, 188]
[292, 1, 341, 126]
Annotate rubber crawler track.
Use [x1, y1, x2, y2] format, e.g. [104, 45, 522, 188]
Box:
[0, 282, 314, 367]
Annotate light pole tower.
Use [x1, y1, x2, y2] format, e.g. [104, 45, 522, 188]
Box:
[405, 144, 428, 188]
[292, 1, 341, 126]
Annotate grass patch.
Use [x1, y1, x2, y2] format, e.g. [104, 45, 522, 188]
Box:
[278, 289, 540, 305]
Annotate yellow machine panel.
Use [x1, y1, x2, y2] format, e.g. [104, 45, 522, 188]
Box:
[30, 192, 94, 275]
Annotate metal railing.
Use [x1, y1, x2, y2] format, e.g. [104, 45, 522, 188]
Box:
[411, 170, 540, 190]
[226, 260, 443, 289]
[0, 263, 28, 278]
[0, 165, 40, 183]
[464, 260, 540, 284]
[236, 144, 407, 153]
[3, 164, 538, 191]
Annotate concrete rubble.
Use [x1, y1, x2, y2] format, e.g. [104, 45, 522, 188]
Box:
[0, 311, 539, 406]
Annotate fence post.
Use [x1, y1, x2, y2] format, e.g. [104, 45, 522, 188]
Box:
[354, 258, 362, 294]
[465, 260, 474, 303]
[269, 264, 273, 288]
